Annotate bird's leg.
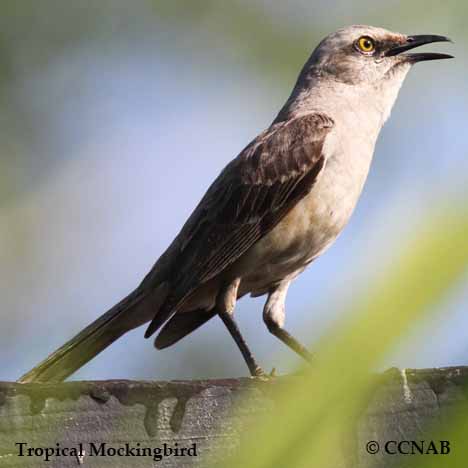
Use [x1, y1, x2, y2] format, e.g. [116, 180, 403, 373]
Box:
[263, 281, 313, 363]
[217, 278, 265, 377]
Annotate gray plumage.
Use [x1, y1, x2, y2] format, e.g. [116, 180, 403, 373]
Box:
[18, 25, 452, 382]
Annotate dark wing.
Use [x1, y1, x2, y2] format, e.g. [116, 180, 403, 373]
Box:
[145, 112, 334, 337]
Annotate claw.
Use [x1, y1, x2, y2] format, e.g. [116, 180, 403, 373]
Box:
[250, 366, 278, 381]
[250, 366, 268, 380]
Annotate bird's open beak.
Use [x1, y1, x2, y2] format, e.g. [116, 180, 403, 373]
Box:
[385, 34, 453, 62]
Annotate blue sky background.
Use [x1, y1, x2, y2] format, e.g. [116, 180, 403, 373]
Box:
[1, 0, 467, 381]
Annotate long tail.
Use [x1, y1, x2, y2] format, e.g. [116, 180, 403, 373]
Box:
[17, 283, 169, 383]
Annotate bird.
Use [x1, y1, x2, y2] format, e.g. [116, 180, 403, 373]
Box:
[18, 25, 452, 383]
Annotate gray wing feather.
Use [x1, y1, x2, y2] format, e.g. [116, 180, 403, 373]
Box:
[145, 113, 334, 338]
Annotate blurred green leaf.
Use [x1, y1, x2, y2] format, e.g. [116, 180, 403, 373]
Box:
[219, 207, 468, 468]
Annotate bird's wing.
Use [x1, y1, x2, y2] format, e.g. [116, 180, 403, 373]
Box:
[145, 112, 334, 337]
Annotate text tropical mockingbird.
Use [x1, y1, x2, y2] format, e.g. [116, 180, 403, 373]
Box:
[18, 25, 452, 382]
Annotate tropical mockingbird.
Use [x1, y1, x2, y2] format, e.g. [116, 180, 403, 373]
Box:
[18, 25, 452, 382]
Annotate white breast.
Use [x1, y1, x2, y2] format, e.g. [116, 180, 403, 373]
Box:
[237, 120, 377, 294]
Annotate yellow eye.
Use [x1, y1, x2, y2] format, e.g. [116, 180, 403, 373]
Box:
[356, 36, 376, 54]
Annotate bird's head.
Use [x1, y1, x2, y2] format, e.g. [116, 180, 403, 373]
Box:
[309, 25, 452, 86]
[277, 25, 452, 125]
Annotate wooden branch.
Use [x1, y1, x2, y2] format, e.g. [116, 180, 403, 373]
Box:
[1, 367, 467, 467]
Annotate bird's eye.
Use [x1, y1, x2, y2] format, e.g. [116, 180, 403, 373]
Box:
[356, 36, 376, 54]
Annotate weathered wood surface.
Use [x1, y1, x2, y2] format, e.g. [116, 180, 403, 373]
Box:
[1, 367, 467, 468]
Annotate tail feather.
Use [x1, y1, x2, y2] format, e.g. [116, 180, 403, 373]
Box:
[17, 283, 169, 383]
[154, 308, 217, 349]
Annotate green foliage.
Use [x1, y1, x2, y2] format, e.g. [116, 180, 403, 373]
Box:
[218, 207, 468, 468]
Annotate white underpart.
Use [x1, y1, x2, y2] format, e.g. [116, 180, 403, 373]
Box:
[379, 64, 412, 124]
[263, 280, 291, 328]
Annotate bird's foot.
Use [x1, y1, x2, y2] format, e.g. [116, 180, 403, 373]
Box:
[250, 366, 268, 379]
[250, 366, 278, 381]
